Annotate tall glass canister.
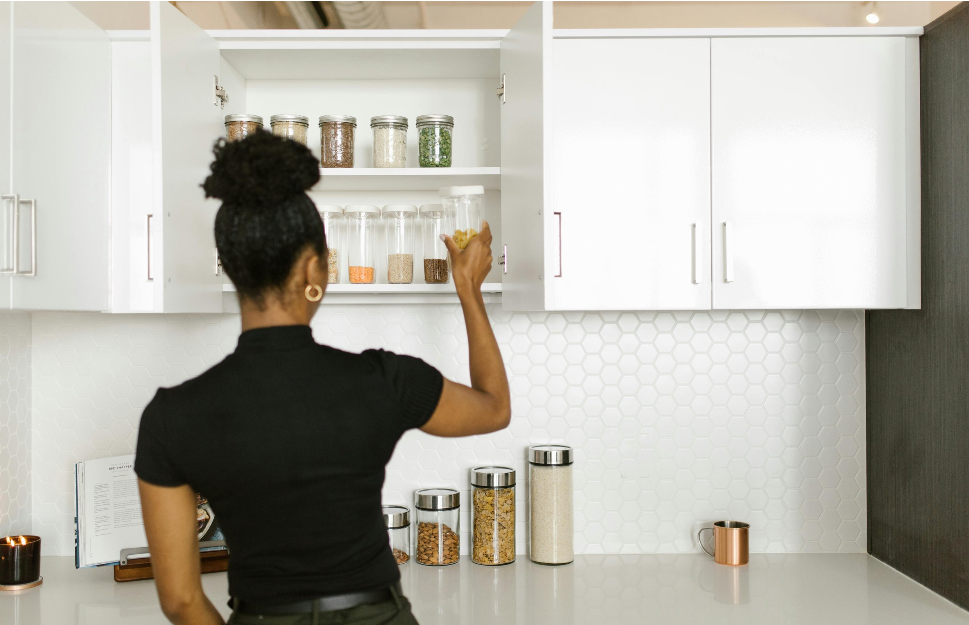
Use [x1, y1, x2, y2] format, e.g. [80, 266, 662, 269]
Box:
[471, 466, 516, 566]
[420, 204, 449, 284]
[528, 445, 574, 565]
[440, 186, 484, 250]
[383, 205, 418, 284]
[317, 205, 344, 284]
[382, 505, 411, 565]
[414, 488, 460, 566]
[344, 205, 379, 284]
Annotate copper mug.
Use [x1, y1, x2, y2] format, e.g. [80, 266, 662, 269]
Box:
[697, 521, 749, 566]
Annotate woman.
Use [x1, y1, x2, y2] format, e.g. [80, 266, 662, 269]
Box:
[134, 132, 510, 625]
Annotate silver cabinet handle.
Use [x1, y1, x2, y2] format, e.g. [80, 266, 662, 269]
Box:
[692, 223, 701, 284]
[146, 214, 153, 281]
[17, 199, 36, 277]
[554, 211, 562, 278]
[1, 194, 18, 274]
[723, 221, 733, 283]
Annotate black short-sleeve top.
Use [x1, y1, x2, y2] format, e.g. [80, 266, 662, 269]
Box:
[134, 325, 444, 604]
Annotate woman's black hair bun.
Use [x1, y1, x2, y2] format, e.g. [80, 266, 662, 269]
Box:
[202, 131, 320, 207]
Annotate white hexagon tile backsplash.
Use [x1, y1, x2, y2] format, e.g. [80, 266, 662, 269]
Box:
[27, 307, 866, 556]
[0, 312, 32, 538]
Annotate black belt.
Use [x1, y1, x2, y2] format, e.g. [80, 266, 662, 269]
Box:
[232, 582, 401, 616]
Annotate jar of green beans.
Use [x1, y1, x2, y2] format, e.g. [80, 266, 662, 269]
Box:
[417, 115, 453, 168]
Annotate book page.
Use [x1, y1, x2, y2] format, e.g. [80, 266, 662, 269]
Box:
[80, 455, 148, 567]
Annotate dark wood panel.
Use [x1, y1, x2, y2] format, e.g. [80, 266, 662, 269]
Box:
[867, 2, 969, 609]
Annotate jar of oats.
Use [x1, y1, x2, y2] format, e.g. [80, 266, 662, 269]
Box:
[317, 205, 344, 284]
[528, 445, 574, 565]
[471, 466, 515, 566]
[382, 505, 411, 565]
[224, 114, 264, 142]
[270, 114, 309, 146]
[383, 204, 417, 284]
[370, 116, 408, 168]
[415, 488, 460, 566]
[319, 115, 356, 168]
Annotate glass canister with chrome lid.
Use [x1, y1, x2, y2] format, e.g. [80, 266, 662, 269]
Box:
[224, 114, 264, 142]
[371, 115, 408, 168]
[471, 466, 516, 565]
[417, 114, 453, 168]
[319, 115, 357, 168]
[528, 445, 574, 565]
[415, 488, 460, 566]
[270, 114, 309, 146]
[382, 505, 411, 565]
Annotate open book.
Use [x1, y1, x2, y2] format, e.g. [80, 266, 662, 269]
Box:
[74, 454, 224, 568]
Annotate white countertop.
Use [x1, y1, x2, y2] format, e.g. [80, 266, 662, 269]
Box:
[1, 555, 967, 624]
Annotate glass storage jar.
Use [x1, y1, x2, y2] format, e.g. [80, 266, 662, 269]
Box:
[319, 115, 357, 168]
[344, 205, 379, 284]
[371, 116, 408, 168]
[317, 205, 344, 284]
[528, 445, 574, 565]
[415, 488, 460, 566]
[420, 204, 449, 284]
[382, 505, 411, 565]
[270, 114, 309, 146]
[441, 186, 484, 250]
[224, 114, 263, 142]
[417, 114, 454, 168]
[471, 466, 516, 566]
[383, 205, 418, 284]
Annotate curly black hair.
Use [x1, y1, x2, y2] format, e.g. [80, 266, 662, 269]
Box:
[203, 131, 324, 306]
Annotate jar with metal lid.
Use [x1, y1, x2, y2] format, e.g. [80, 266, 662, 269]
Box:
[371, 116, 408, 168]
[224, 114, 263, 142]
[317, 205, 344, 284]
[383, 205, 417, 284]
[417, 114, 453, 168]
[319, 115, 356, 168]
[414, 488, 460, 566]
[420, 204, 449, 284]
[441, 186, 484, 250]
[382, 505, 411, 565]
[344, 205, 379, 284]
[471, 466, 516, 566]
[528, 445, 574, 565]
[270, 114, 309, 146]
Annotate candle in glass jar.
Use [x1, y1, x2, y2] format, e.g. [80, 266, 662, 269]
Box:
[0, 535, 42, 588]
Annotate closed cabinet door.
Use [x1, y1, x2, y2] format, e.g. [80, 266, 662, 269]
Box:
[711, 37, 911, 309]
[0, 2, 11, 308]
[548, 37, 711, 310]
[10, 1, 110, 311]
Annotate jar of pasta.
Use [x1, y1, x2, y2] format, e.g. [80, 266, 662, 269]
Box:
[371, 116, 408, 168]
[319, 115, 356, 168]
[441, 186, 484, 250]
[317, 205, 344, 284]
[415, 488, 460, 566]
[224, 114, 263, 142]
[344, 205, 378, 284]
[471, 466, 515, 566]
[270, 114, 309, 146]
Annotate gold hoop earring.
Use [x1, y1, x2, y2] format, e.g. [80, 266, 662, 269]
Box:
[305, 284, 323, 302]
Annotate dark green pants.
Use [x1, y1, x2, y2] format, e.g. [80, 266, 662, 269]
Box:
[227, 590, 419, 625]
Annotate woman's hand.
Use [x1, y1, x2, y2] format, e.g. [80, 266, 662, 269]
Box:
[442, 221, 493, 297]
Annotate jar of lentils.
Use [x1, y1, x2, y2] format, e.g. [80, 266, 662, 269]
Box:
[417, 114, 453, 168]
[382, 505, 411, 565]
[471, 466, 516, 566]
[317, 205, 344, 284]
[415, 488, 460, 566]
[224, 114, 263, 142]
[319, 115, 356, 168]
[270, 114, 309, 146]
[370, 116, 408, 168]
[344, 205, 379, 284]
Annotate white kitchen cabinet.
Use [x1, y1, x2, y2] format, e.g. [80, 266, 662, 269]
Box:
[1, 1, 110, 311]
[711, 36, 921, 309]
[0, 2, 11, 309]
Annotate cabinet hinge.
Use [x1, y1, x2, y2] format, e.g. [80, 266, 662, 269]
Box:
[214, 75, 229, 109]
[216, 253, 223, 276]
[496, 74, 506, 104]
[498, 244, 508, 274]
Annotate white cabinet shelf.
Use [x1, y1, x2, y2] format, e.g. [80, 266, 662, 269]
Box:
[221, 282, 502, 307]
[313, 167, 500, 192]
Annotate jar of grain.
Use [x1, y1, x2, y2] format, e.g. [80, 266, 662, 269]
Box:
[383, 205, 417, 284]
[440, 186, 484, 251]
[344, 205, 379, 284]
[414, 488, 460, 566]
[420, 204, 449, 284]
[270, 114, 309, 146]
[382, 505, 411, 565]
[319, 115, 356, 168]
[224, 114, 264, 142]
[317, 205, 344, 284]
[417, 114, 453, 168]
[528, 445, 574, 565]
[371, 116, 408, 168]
[471, 466, 515, 566]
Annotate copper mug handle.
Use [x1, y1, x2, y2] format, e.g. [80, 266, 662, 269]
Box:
[697, 527, 715, 557]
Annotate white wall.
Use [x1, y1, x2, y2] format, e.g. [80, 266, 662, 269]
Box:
[0, 312, 31, 537]
[29, 307, 866, 557]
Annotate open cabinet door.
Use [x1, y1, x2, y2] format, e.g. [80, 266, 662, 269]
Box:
[151, 0, 223, 312]
[10, 1, 110, 311]
[0, 2, 11, 309]
[499, 1, 551, 312]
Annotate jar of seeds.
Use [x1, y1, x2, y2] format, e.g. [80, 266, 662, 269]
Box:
[319, 115, 356, 168]
[317, 204, 344, 284]
[344, 205, 379, 284]
[382, 505, 411, 565]
[224, 114, 264, 142]
[417, 114, 453, 168]
[371, 116, 408, 168]
[471, 466, 515, 566]
[270, 114, 309, 146]
[528, 445, 574, 565]
[383, 205, 417, 284]
[415, 488, 460, 566]
[420, 204, 449, 284]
